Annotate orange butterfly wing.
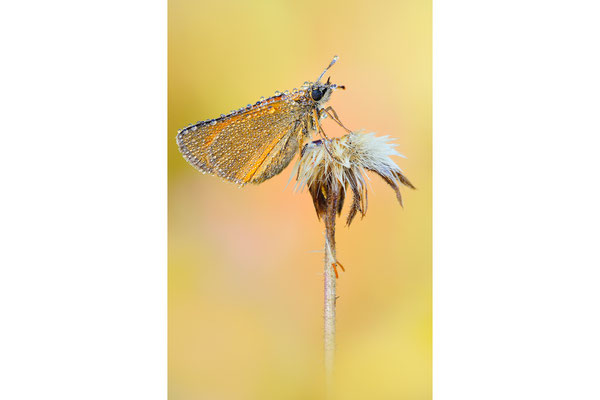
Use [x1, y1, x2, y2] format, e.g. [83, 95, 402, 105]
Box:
[177, 93, 311, 185]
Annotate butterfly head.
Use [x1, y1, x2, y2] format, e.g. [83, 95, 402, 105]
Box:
[310, 55, 346, 105]
[309, 77, 345, 105]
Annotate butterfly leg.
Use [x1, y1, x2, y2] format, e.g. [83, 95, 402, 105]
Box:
[312, 108, 332, 141]
[321, 106, 353, 134]
[308, 109, 337, 160]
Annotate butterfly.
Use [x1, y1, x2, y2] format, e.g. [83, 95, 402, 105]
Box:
[176, 56, 349, 185]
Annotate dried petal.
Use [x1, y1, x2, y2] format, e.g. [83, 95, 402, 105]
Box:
[293, 131, 414, 225]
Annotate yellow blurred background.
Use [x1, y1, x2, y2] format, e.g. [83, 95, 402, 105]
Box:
[169, 1, 431, 398]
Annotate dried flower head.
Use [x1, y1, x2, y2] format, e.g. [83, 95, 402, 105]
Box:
[293, 131, 415, 225]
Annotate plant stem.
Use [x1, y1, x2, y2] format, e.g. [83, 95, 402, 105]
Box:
[323, 183, 339, 386]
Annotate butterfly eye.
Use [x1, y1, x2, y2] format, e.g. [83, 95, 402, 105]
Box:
[311, 88, 325, 101]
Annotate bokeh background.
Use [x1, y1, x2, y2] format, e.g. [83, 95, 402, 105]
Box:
[169, 1, 431, 398]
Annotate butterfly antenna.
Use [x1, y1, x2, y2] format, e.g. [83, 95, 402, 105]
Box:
[316, 55, 339, 82]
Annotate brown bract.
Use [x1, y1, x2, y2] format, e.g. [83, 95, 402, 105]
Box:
[293, 131, 415, 225]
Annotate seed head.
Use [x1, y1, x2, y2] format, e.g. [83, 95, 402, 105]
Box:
[293, 131, 415, 225]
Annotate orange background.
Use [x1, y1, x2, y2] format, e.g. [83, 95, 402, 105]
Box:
[169, 1, 431, 398]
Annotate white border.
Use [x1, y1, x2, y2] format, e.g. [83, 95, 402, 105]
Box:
[435, 0, 600, 398]
[0, 0, 166, 399]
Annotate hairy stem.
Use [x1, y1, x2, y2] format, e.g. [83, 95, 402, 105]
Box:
[323, 183, 339, 387]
